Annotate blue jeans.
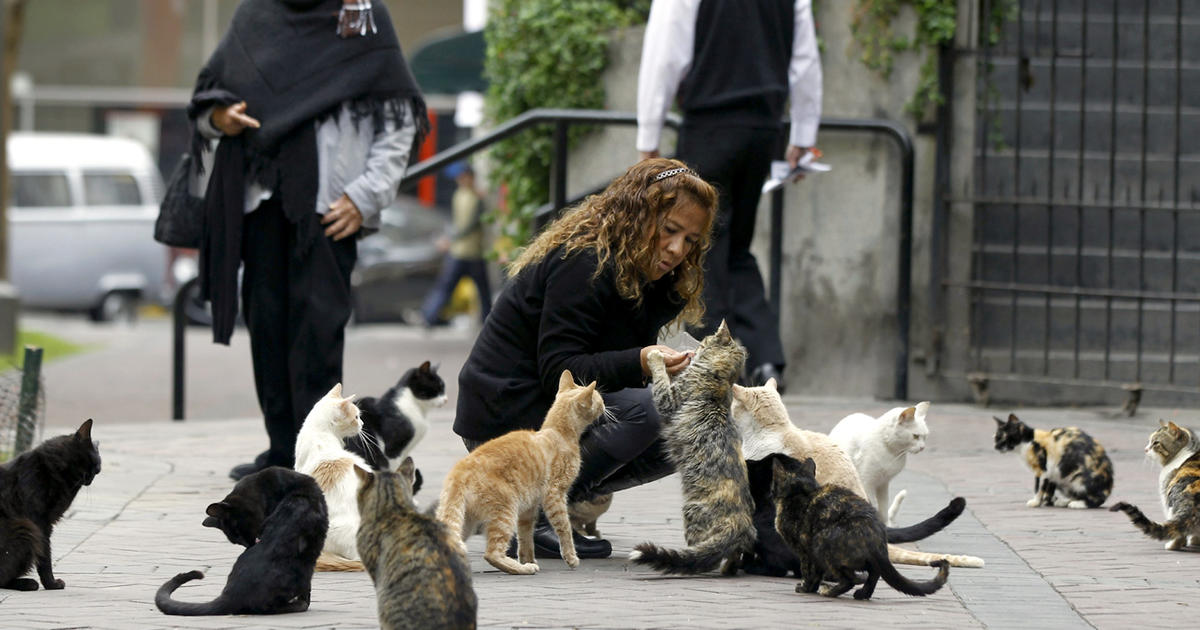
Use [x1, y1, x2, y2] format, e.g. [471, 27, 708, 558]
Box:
[420, 255, 491, 325]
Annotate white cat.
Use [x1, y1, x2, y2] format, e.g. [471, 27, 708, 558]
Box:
[295, 383, 368, 571]
[829, 401, 930, 526]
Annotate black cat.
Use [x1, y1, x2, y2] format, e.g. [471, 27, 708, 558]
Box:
[769, 454, 949, 600]
[155, 467, 327, 615]
[742, 456, 967, 577]
[0, 418, 101, 591]
[345, 361, 445, 491]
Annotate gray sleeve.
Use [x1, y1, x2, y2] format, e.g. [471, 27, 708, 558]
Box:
[195, 106, 224, 140]
[343, 108, 417, 223]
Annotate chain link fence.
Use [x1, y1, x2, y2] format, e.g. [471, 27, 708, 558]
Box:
[0, 348, 47, 464]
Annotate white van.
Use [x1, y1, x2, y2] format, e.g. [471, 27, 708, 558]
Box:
[6, 132, 168, 321]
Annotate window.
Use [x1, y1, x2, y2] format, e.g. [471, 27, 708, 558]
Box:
[82, 172, 142, 206]
[11, 173, 71, 207]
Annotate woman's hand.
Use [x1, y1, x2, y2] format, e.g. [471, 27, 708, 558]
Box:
[640, 344, 692, 376]
[211, 102, 260, 136]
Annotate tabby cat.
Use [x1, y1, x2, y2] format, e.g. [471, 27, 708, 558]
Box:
[1110, 420, 1200, 550]
[436, 369, 605, 575]
[347, 360, 446, 475]
[294, 383, 369, 570]
[829, 401, 931, 525]
[356, 459, 477, 630]
[732, 380, 984, 572]
[630, 321, 756, 575]
[770, 454, 950, 601]
[0, 419, 101, 591]
[993, 414, 1113, 508]
[156, 469, 327, 616]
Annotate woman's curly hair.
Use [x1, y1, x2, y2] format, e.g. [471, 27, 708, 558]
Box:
[508, 158, 718, 327]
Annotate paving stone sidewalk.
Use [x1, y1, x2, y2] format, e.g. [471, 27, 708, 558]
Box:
[2, 396, 1196, 629]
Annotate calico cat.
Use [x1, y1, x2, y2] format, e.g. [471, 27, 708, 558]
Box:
[569, 493, 612, 538]
[993, 413, 1113, 509]
[769, 454, 950, 600]
[294, 383, 370, 570]
[732, 379, 984, 571]
[1110, 420, 1200, 550]
[347, 360, 446, 477]
[0, 418, 101, 591]
[436, 369, 605, 575]
[829, 402, 931, 525]
[156, 468, 327, 616]
[356, 458, 477, 630]
[630, 321, 756, 575]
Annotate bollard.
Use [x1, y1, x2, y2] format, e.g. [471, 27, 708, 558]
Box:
[15, 345, 43, 454]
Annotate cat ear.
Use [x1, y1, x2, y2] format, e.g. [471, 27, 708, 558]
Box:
[716, 320, 731, 340]
[800, 457, 817, 477]
[205, 502, 228, 520]
[558, 369, 575, 393]
[1007, 413, 1019, 423]
[915, 401, 930, 416]
[731, 383, 746, 400]
[202, 516, 220, 529]
[398, 457, 416, 488]
[76, 418, 94, 440]
[328, 383, 343, 398]
[353, 465, 373, 488]
[1159, 419, 1168, 428]
[994, 416, 1006, 427]
[583, 381, 597, 396]
[765, 377, 777, 391]
[1167, 421, 1183, 434]
[419, 360, 432, 372]
[898, 407, 917, 423]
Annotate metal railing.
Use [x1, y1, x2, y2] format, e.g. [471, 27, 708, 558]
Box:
[172, 108, 913, 418]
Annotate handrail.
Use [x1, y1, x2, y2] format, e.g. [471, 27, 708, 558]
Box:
[171, 108, 913, 419]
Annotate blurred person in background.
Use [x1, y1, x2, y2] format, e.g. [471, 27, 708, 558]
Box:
[420, 162, 492, 327]
[188, 0, 427, 480]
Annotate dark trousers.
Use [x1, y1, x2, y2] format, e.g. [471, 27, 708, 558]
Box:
[420, 255, 492, 325]
[677, 122, 786, 370]
[462, 386, 673, 499]
[241, 197, 357, 467]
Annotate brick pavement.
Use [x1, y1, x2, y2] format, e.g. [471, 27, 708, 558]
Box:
[3, 399, 1196, 629]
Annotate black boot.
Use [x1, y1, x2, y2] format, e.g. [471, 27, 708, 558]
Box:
[508, 512, 612, 559]
[229, 450, 271, 481]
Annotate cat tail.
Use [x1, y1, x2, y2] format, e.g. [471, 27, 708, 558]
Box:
[886, 497, 965, 544]
[873, 554, 949, 597]
[887, 544, 984, 568]
[0, 517, 44, 556]
[629, 525, 754, 575]
[314, 551, 365, 572]
[1110, 502, 1190, 540]
[887, 489, 906, 524]
[155, 570, 229, 616]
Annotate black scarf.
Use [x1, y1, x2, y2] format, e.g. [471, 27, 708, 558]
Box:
[188, 0, 428, 344]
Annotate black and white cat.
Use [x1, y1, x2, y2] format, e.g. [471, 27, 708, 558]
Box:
[346, 361, 446, 474]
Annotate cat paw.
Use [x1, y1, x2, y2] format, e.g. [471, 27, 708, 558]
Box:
[42, 578, 65, 590]
[564, 554, 580, 568]
[646, 349, 664, 367]
[1165, 538, 1185, 551]
[852, 588, 871, 601]
[520, 562, 540, 574]
[1065, 499, 1087, 509]
[1026, 497, 1042, 507]
[7, 578, 38, 591]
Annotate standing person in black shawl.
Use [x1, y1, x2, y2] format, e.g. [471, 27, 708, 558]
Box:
[187, 0, 429, 480]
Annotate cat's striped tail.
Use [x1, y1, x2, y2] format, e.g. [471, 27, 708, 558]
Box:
[1110, 502, 1189, 540]
[629, 525, 755, 575]
[315, 551, 365, 571]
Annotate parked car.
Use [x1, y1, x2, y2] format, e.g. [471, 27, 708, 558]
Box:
[6, 132, 168, 321]
[174, 195, 450, 325]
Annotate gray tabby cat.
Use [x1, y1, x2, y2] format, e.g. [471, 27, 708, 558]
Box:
[355, 459, 476, 630]
[629, 321, 755, 575]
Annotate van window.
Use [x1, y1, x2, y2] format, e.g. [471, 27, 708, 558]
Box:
[11, 172, 71, 207]
[83, 172, 142, 206]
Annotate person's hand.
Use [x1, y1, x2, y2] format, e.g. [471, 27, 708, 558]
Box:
[639, 150, 660, 162]
[211, 102, 260, 136]
[640, 344, 692, 376]
[786, 145, 820, 182]
[323, 194, 363, 241]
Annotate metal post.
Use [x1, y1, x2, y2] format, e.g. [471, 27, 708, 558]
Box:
[769, 188, 784, 321]
[172, 277, 196, 421]
[15, 345, 42, 453]
[551, 120, 569, 212]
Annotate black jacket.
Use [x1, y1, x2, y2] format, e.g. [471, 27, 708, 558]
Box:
[455, 247, 684, 442]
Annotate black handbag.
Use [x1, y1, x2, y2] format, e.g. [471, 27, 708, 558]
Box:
[154, 153, 204, 248]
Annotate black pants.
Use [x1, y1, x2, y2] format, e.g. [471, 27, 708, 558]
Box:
[677, 122, 786, 370]
[462, 386, 672, 498]
[241, 197, 357, 467]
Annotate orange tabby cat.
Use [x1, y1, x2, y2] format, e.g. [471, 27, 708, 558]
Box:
[435, 370, 605, 575]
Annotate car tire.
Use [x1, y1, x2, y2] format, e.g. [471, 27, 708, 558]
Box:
[91, 291, 138, 323]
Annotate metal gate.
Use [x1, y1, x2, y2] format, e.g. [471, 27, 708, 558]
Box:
[953, 0, 1200, 406]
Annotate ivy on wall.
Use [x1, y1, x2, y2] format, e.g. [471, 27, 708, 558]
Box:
[483, 0, 650, 259]
[848, 0, 1016, 119]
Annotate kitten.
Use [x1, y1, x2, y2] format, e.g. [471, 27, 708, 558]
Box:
[294, 383, 369, 570]
[356, 458, 477, 630]
[436, 369, 605, 575]
[630, 321, 756, 575]
[1109, 420, 1200, 550]
[0, 419, 101, 591]
[347, 360, 446, 474]
[829, 402, 931, 525]
[769, 454, 950, 600]
[156, 468, 327, 616]
[731, 380, 983, 571]
[993, 413, 1113, 509]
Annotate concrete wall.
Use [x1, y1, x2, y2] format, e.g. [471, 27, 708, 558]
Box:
[566, 2, 948, 402]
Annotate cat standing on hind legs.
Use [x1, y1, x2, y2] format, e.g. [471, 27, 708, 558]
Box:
[992, 413, 1113, 509]
[1109, 420, 1200, 550]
